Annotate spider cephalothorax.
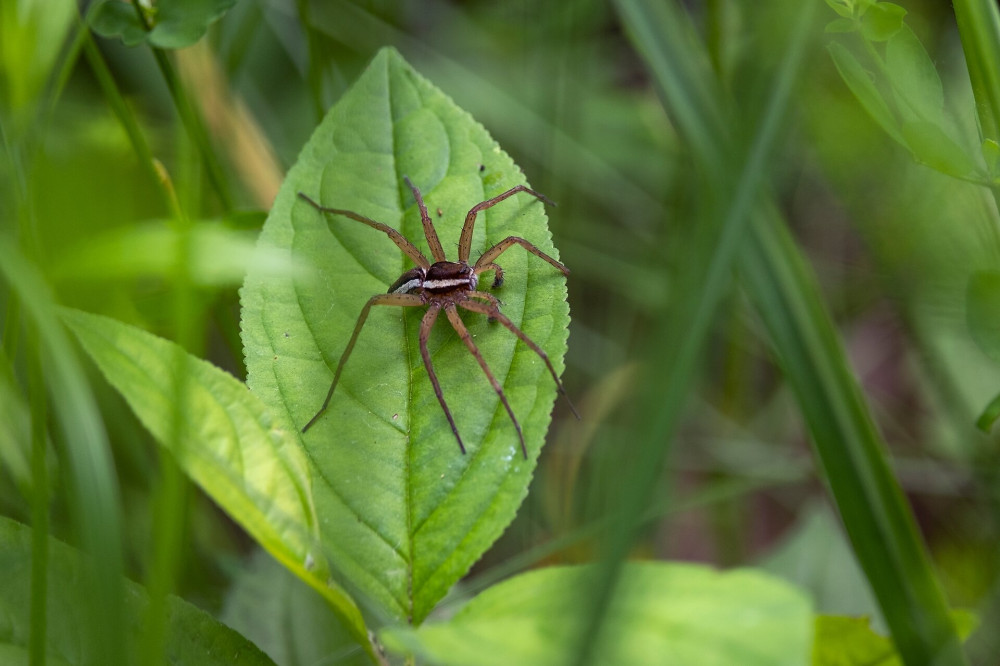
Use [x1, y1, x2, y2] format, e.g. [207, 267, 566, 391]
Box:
[299, 176, 577, 459]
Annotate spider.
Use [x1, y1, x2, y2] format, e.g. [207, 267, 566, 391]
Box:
[298, 176, 578, 459]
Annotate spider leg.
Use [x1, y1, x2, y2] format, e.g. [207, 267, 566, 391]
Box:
[458, 185, 554, 263]
[419, 304, 467, 454]
[443, 305, 528, 460]
[467, 290, 501, 308]
[475, 237, 570, 277]
[459, 299, 581, 420]
[297, 192, 431, 269]
[403, 176, 447, 263]
[473, 261, 505, 288]
[302, 292, 424, 433]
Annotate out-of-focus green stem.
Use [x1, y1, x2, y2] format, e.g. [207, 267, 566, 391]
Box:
[28, 328, 48, 666]
[953, 0, 1000, 145]
[129, 3, 234, 212]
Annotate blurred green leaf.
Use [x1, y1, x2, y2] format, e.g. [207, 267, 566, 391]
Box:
[760, 504, 883, 626]
[828, 42, 906, 146]
[241, 47, 571, 624]
[859, 2, 906, 42]
[983, 139, 1000, 176]
[886, 24, 944, 124]
[90, 0, 147, 47]
[147, 0, 237, 49]
[966, 271, 1000, 363]
[59, 308, 376, 660]
[812, 610, 977, 665]
[901, 120, 980, 178]
[824, 0, 856, 20]
[90, 0, 236, 49]
[0, 0, 76, 111]
[223, 549, 372, 666]
[825, 18, 856, 34]
[0, 361, 32, 493]
[51, 220, 299, 286]
[0, 515, 276, 665]
[380, 562, 813, 666]
[975, 390, 1000, 431]
[812, 615, 897, 665]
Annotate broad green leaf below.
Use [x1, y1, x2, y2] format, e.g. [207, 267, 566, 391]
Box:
[240, 47, 571, 624]
[0, 515, 275, 665]
[59, 308, 374, 659]
[379, 562, 813, 666]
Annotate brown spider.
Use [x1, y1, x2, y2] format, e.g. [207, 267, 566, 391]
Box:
[298, 176, 578, 459]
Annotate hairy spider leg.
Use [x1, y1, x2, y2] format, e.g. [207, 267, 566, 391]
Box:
[297, 192, 431, 269]
[418, 304, 466, 454]
[475, 237, 570, 277]
[403, 177, 447, 263]
[444, 305, 527, 459]
[458, 185, 555, 263]
[302, 292, 425, 433]
[459, 298, 581, 420]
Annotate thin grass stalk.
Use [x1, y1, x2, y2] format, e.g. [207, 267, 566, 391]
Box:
[28, 328, 48, 666]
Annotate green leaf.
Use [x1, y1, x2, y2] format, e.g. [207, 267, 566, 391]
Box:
[90, 0, 147, 47]
[50, 220, 298, 287]
[812, 610, 977, 665]
[900, 119, 980, 178]
[824, 0, 856, 20]
[859, 2, 906, 42]
[825, 17, 857, 34]
[222, 549, 372, 666]
[59, 308, 375, 660]
[827, 43, 906, 147]
[967, 271, 1000, 363]
[240, 47, 571, 624]
[983, 138, 1000, 176]
[90, 0, 236, 49]
[379, 562, 813, 666]
[147, 0, 237, 49]
[812, 616, 897, 665]
[975, 389, 1000, 431]
[886, 25, 944, 124]
[0, 515, 275, 665]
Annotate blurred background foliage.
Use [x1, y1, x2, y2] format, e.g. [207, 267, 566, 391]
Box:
[3, 0, 1000, 663]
